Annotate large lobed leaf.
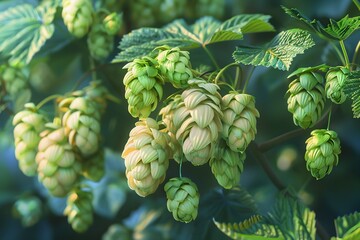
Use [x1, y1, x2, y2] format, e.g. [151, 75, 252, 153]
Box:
[233, 29, 314, 71]
[0, 2, 57, 64]
[334, 211, 360, 239]
[113, 14, 275, 62]
[343, 71, 360, 118]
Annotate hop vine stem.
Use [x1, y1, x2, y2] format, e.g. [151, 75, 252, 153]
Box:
[339, 40, 350, 68]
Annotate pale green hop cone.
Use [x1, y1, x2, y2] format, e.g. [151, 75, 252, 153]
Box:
[122, 118, 171, 197]
[12, 196, 42, 227]
[13, 103, 47, 176]
[170, 79, 223, 166]
[36, 120, 81, 197]
[164, 177, 199, 223]
[325, 67, 349, 104]
[64, 188, 93, 233]
[81, 149, 105, 182]
[210, 141, 246, 189]
[103, 12, 122, 36]
[305, 129, 341, 179]
[87, 20, 114, 60]
[287, 72, 326, 129]
[62, 0, 94, 38]
[221, 92, 259, 152]
[156, 46, 193, 88]
[0, 64, 28, 98]
[123, 57, 164, 118]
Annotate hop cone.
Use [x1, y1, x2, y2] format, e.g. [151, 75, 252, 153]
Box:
[60, 96, 101, 157]
[164, 177, 199, 223]
[36, 120, 81, 197]
[325, 67, 348, 104]
[305, 129, 341, 179]
[172, 79, 223, 165]
[156, 46, 193, 88]
[222, 92, 259, 152]
[62, 0, 94, 38]
[158, 0, 187, 23]
[209, 141, 246, 189]
[287, 72, 326, 129]
[129, 0, 160, 27]
[12, 196, 42, 227]
[87, 21, 114, 60]
[123, 57, 164, 118]
[0, 64, 28, 98]
[13, 103, 47, 176]
[103, 12, 122, 36]
[83, 80, 110, 111]
[81, 149, 105, 182]
[64, 188, 93, 233]
[122, 118, 171, 197]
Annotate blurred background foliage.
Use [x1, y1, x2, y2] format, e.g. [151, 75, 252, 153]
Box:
[0, 0, 359, 239]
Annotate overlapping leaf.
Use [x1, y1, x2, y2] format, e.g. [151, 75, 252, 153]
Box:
[113, 14, 275, 62]
[233, 29, 314, 71]
[334, 211, 360, 239]
[344, 71, 360, 118]
[0, 3, 57, 64]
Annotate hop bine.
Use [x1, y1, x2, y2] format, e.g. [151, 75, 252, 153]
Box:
[122, 118, 171, 197]
[164, 177, 199, 223]
[287, 72, 326, 129]
[325, 67, 348, 104]
[305, 129, 341, 179]
[13, 103, 47, 176]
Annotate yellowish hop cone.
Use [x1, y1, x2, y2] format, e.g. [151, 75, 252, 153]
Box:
[122, 118, 171, 197]
[164, 177, 199, 223]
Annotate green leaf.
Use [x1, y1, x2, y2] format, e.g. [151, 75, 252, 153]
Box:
[268, 192, 316, 240]
[334, 212, 360, 239]
[287, 64, 330, 79]
[0, 3, 56, 64]
[282, 6, 360, 41]
[343, 71, 360, 118]
[233, 29, 314, 71]
[214, 215, 284, 240]
[114, 15, 274, 62]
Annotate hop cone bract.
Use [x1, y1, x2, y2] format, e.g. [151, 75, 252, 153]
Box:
[123, 57, 164, 118]
[122, 118, 170, 197]
[171, 79, 223, 166]
[305, 129, 341, 179]
[62, 0, 94, 38]
[64, 188, 93, 233]
[325, 67, 348, 104]
[287, 72, 326, 129]
[156, 46, 193, 88]
[36, 121, 81, 197]
[210, 140, 246, 189]
[222, 92, 259, 152]
[13, 103, 47, 176]
[164, 177, 199, 223]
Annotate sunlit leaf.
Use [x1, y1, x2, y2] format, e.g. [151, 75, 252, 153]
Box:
[343, 71, 360, 118]
[334, 211, 360, 239]
[233, 29, 314, 71]
[114, 15, 274, 62]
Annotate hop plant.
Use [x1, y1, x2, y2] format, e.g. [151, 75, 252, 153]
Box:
[209, 141, 246, 189]
[36, 120, 81, 197]
[103, 12, 122, 36]
[305, 129, 341, 179]
[123, 57, 164, 118]
[81, 149, 105, 182]
[222, 92, 260, 152]
[164, 177, 199, 223]
[287, 72, 326, 129]
[0, 64, 28, 98]
[156, 46, 193, 88]
[121, 118, 171, 197]
[60, 96, 101, 158]
[64, 188, 93, 233]
[62, 0, 94, 38]
[87, 20, 114, 60]
[325, 67, 348, 104]
[13, 103, 47, 176]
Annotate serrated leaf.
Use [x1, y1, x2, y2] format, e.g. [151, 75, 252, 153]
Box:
[233, 29, 314, 71]
[343, 71, 360, 118]
[334, 212, 360, 239]
[114, 15, 274, 62]
[287, 64, 330, 79]
[0, 3, 55, 64]
[282, 6, 360, 41]
[214, 215, 284, 240]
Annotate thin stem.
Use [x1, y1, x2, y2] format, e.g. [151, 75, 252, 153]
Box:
[327, 106, 333, 130]
[330, 42, 346, 66]
[243, 66, 255, 93]
[36, 94, 63, 109]
[202, 45, 220, 71]
[89, 57, 97, 81]
[214, 63, 241, 85]
[339, 40, 350, 68]
[179, 158, 183, 178]
[353, 0, 360, 10]
[234, 66, 242, 90]
[352, 41, 360, 70]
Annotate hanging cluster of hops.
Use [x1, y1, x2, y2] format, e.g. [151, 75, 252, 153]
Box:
[122, 46, 260, 223]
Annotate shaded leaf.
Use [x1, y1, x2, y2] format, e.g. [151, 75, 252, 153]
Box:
[334, 211, 360, 239]
[233, 29, 314, 71]
[343, 71, 360, 118]
[114, 15, 274, 62]
[0, 3, 56, 64]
